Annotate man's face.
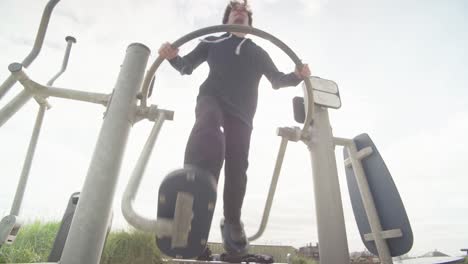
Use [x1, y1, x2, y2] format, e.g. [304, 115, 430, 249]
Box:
[227, 4, 250, 26]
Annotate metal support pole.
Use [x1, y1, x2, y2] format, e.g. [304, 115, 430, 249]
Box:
[0, 90, 32, 128]
[303, 105, 350, 264]
[248, 137, 288, 241]
[60, 43, 150, 264]
[10, 103, 47, 216]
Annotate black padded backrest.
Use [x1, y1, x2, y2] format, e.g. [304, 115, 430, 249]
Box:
[293, 96, 305, 124]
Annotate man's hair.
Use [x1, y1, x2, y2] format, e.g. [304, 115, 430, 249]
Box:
[222, 0, 253, 26]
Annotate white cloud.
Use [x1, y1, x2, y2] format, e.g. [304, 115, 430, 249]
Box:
[297, 0, 328, 15]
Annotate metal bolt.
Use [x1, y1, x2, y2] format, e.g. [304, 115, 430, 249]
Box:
[8, 63, 22, 73]
[65, 36, 77, 43]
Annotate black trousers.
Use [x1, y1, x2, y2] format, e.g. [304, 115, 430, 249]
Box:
[184, 96, 252, 225]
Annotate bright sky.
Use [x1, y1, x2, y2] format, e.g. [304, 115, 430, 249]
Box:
[1, 0, 467, 258]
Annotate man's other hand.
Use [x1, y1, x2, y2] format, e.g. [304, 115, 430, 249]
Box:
[294, 64, 311, 79]
[158, 42, 179, 60]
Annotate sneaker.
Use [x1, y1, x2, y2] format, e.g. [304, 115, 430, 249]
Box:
[220, 218, 250, 256]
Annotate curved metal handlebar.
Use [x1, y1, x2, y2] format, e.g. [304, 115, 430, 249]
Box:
[47, 36, 77, 86]
[0, 0, 61, 100]
[139, 24, 315, 130]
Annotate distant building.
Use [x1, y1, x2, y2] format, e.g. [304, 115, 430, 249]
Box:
[461, 249, 468, 256]
[298, 242, 319, 261]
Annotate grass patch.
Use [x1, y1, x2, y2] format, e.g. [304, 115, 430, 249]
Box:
[0, 221, 59, 263]
[0, 221, 316, 264]
[0, 222, 162, 264]
[100, 229, 162, 264]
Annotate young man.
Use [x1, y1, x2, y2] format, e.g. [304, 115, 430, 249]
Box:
[158, 0, 310, 256]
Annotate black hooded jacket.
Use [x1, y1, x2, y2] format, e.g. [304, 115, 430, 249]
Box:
[169, 32, 302, 127]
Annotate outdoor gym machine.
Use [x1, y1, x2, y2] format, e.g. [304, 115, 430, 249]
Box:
[0, 0, 78, 249]
[121, 24, 412, 264]
[0, 0, 413, 263]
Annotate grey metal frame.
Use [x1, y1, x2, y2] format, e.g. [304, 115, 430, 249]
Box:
[10, 103, 47, 216]
[59, 43, 151, 264]
[0, 1, 400, 263]
[47, 36, 77, 86]
[0, 0, 61, 100]
[0, 4, 78, 247]
[121, 109, 174, 233]
[303, 105, 350, 263]
[335, 137, 400, 264]
[125, 25, 352, 264]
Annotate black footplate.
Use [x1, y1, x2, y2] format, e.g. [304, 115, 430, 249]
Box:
[156, 166, 217, 259]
